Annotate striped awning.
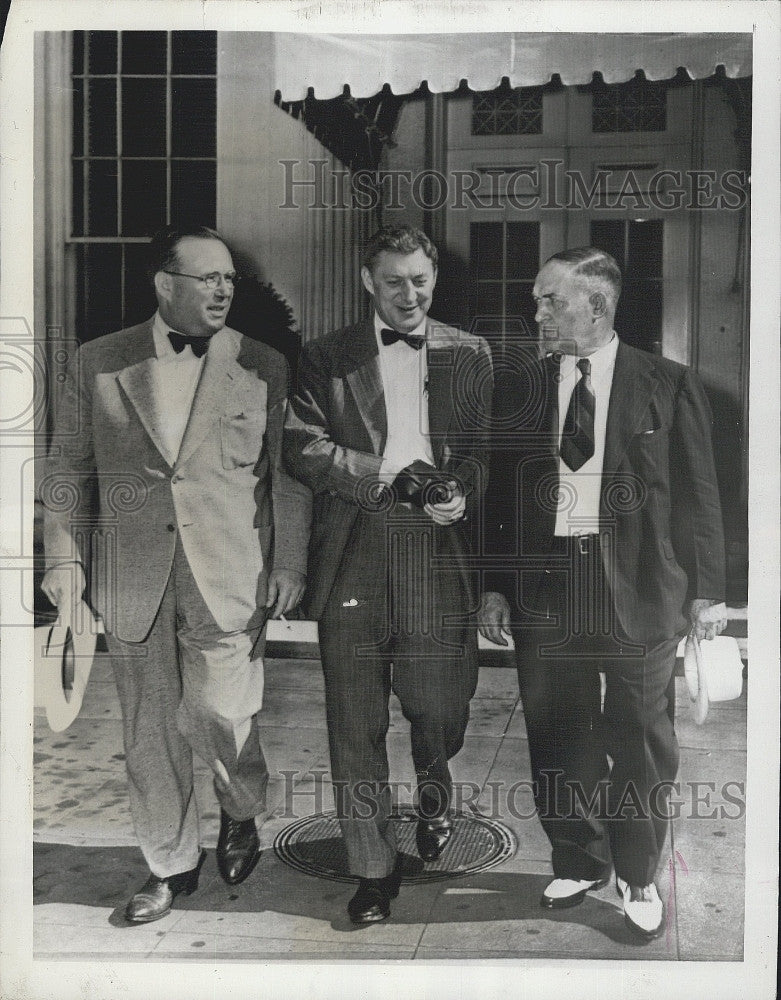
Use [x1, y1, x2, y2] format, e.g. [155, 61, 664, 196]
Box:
[272, 32, 752, 100]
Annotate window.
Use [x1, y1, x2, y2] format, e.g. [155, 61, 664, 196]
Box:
[470, 221, 540, 347]
[591, 74, 667, 133]
[590, 219, 664, 352]
[472, 85, 544, 136]
[70, 30, 217, 342]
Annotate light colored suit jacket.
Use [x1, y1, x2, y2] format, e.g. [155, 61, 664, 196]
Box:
[43, 319, 312, 642]
[283, 316, 493, 619]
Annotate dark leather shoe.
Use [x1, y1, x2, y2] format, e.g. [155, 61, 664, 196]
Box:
[125, 850, 206, 924]
[416, 816, 453, 862]
[216, 809, 261, 885]
[347, 869, 403, 925]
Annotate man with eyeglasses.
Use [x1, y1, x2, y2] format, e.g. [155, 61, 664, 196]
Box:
[42, 224, 312, 922]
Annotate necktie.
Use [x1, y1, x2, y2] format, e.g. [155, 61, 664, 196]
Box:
[559, 357, 595, 471]
[168, 331, 211, 358]
[381, 327, 425, 350]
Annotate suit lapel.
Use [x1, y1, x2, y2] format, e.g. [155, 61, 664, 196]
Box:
[541, 354, 560, 458]
[426, 324, 457, 466]
[603, 341, 659, 473]
[343, 318, 387, 455]
[175, 327, 238, 469]
[116, 322, 171, 464]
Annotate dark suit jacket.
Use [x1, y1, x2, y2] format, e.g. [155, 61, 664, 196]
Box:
[484, 340, 725, 644]
[283, 317, 494, 620]
[43, 319, 312, 642]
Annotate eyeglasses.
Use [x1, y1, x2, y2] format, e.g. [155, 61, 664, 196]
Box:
[163, 270, 240, 290]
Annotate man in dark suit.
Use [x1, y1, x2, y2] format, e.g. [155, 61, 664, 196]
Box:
[42, 225, 311, 922]
[479, 247, 726, 940]
[284, 224, 493, 924]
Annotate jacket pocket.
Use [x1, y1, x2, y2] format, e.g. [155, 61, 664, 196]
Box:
[220, 410, 266, 469]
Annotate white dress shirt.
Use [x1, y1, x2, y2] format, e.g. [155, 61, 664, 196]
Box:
[151, 311, 206, 467]
[374, 313, 435, 480]
[554, 333, 619, 536]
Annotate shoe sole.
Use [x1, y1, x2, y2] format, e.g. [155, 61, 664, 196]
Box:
[623, 913, 665, 941]
[540, 876, 610, 910]
[125, 905, 174, 924]
[349, 908, 391, 925]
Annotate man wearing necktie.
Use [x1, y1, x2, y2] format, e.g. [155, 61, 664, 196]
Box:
[480, 247, 726, 940]
[41, 225, 311, 922]
[283, 224, 493, 924]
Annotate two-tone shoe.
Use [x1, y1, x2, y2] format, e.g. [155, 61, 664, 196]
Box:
[616, 876, 665, 940]
[540, 875, 610, 910]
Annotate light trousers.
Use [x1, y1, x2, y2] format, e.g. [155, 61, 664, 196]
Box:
[107, 537, 268, 878]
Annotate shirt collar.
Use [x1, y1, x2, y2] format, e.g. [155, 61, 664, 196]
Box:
[152, 311, 205, 362]
[554, 332, 618, 378]
[373, 312, 427, 348]
[152, 311, 176, 360]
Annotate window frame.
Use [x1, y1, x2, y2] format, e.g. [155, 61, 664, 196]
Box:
[68, 30, 218, 340]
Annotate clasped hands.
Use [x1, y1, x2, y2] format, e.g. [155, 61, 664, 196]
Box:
[390, 460, 467, 525]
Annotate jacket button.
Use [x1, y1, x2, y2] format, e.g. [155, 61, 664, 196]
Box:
[167, 523, 176, 532]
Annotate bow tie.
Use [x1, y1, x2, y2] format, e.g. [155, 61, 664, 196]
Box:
[381, 327, 425, 350]
[168, 331, 212, 358]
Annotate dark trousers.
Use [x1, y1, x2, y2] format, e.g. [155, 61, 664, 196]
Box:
[513, 538, 679, 887]
[318, 507, 478, 878]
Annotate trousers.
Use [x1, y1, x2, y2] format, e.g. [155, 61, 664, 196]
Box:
[318, 506, 478, 879]
[512, 538, 679, 887]
[107, 537, 268, 878]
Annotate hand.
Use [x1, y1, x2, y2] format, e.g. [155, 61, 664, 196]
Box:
[391, 460, 462, 509]
[41, 563, 86, 612]
[478, 591, 512, 646]
[689, 598, 728, 641]
[424, 486, 466, 526]
[266, 568, 306, 618]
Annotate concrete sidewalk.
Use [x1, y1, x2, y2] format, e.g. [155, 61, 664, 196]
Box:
[32, 653, 746, 962]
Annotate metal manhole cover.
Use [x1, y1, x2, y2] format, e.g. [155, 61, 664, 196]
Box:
[273, 808, 516, 884]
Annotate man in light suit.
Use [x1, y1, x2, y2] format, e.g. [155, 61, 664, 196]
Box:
[284, 224, 493, 924]
[480, 247, 727, 940]
[42, 225, 311, 922]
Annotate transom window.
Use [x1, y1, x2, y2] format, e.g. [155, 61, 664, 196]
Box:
[471, 85, 544, 136]
[591, 73, 667, 133]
